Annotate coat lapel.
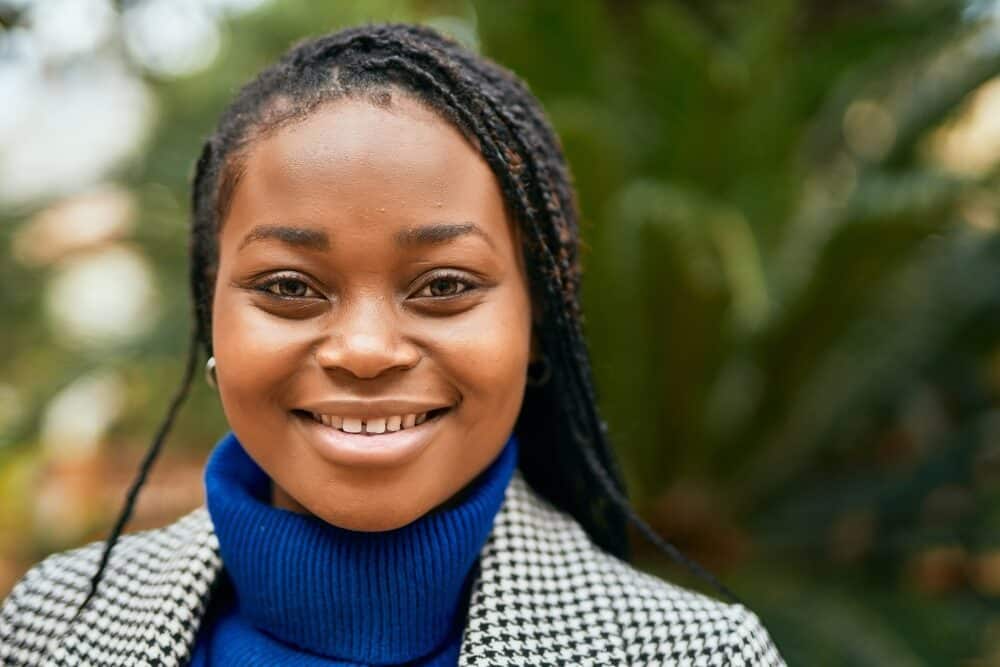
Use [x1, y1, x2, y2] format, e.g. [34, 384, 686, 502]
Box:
[458, 472, 629, 665]
[49, 508, 222, 666]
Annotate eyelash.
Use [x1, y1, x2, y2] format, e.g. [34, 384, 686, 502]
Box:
[254, 273, 322, 300]
[252, 271, 479, 301]
[411, 271, 478, 299]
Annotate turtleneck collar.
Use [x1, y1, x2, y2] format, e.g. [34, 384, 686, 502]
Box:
[203, 431, 518, 664]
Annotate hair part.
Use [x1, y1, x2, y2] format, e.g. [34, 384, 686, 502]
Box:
[73, 23, 741, 625]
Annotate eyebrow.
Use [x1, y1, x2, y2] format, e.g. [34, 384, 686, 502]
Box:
[394, 223, 495, 249]
[237, 222, 495, 252]
[238, 225, 330, 251]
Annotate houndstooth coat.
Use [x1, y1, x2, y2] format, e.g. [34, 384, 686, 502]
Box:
[1, 470, 785, 666]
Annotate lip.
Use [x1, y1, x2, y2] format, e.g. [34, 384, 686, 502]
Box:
[292, 407, 451, 468]
[300, 399, 453, 419]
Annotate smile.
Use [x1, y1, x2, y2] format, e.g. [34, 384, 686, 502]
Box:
[306, 408, 450, 435]
[292, 406, 453, 467]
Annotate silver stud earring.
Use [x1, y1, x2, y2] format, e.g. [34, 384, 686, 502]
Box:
[526, 353, 552, 387]
[205, 356, 218, 390]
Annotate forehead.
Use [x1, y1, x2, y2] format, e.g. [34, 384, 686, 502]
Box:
[221, 95, 512, 246]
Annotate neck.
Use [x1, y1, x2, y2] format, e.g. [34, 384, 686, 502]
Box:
[203, 431, 519, 662]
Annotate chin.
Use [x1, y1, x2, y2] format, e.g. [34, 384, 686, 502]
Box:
[308, 497, 432, 533]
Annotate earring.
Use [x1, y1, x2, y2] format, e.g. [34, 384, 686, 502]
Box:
[205, 356, 218, 389]
[526, 353, 552, 387]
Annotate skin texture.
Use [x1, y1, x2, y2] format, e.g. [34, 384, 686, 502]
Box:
[211, 94, 534, 531]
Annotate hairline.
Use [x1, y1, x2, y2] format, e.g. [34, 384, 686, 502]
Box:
[212, 84, 485, 233]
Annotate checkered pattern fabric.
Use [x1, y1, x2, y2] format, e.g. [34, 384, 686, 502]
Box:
[461, 475, 785, 666]
[1, 471, 785, 666]
[0, 508, 220, 667]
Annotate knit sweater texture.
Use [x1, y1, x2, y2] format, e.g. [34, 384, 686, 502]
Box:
[188, 430, 518, 666]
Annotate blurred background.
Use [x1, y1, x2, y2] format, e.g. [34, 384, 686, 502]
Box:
[1, 0, 999, 664]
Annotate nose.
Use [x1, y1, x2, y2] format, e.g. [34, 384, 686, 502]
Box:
[314, 296, 420, 379]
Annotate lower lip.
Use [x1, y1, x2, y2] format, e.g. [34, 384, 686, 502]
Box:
[293, 410, 449, 468]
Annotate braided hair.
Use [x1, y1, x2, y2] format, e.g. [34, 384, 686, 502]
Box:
[74, 23, 739, 621]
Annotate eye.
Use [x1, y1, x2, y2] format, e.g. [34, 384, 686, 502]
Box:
[413, 272, 477, 299]
[255, 274, 322, 299]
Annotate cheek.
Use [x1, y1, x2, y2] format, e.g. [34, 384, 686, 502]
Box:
[434, 284, 532, 413]
[210, 271, 533, 426]
[211, 288, 309, 413]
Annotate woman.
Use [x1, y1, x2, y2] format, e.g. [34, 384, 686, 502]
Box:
[0, 23, 785, 666]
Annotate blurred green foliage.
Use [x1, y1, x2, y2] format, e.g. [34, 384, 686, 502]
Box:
[3, 1, 1000, 664]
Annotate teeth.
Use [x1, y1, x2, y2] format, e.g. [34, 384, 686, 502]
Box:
[312, 410, 441, 434]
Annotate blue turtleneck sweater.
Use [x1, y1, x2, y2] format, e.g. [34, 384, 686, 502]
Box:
[188, 431, 518, 666]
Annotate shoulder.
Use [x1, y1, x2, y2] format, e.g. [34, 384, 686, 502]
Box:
[470, 471, 785, 664]
[0, 536, 102, 665]
[1, 507, 220, 665]
[599, 554, 784, 665]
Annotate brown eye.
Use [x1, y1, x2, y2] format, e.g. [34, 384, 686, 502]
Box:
[258, 276, 318, 299]
[429, 277, 462, 296]
[414, 273, 476, 299]
[274, 279, 307, 297]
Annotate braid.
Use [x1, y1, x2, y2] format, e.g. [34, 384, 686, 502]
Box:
[77, 23, 740, 625]
[70, 320, 202, 623]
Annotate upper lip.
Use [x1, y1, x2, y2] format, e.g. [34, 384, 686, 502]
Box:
[300, 399, 454, 418]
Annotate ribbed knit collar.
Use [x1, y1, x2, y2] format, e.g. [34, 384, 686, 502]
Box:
[203, 431, 518, 663]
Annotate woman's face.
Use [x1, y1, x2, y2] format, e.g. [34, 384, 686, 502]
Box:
[211, 95, 533, 530]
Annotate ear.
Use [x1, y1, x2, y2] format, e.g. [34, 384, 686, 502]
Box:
[513, 221, 544, 361]
[530, 295, 543, 326]
[526, 287, 544, 363]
